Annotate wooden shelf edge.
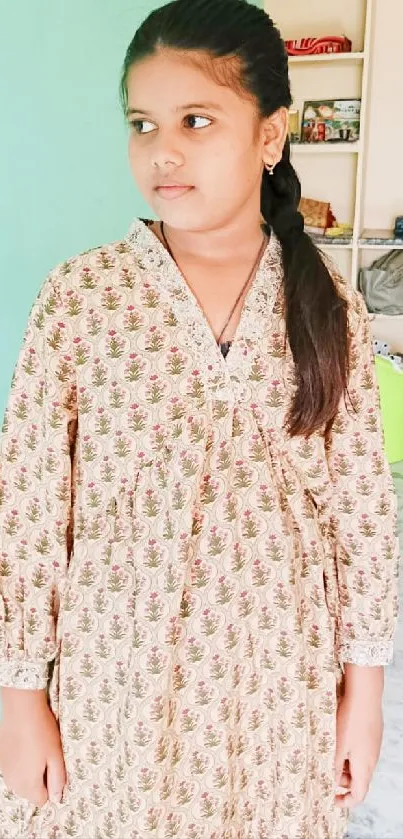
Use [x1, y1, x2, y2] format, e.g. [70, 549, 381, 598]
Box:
[291, 142, 361, 154]
[288, 52, 365, 64]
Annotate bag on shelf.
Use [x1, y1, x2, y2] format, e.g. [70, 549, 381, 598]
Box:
[359, 250, 403, 315]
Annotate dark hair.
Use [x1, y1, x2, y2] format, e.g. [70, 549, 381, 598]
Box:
[120, 0, 348, 437]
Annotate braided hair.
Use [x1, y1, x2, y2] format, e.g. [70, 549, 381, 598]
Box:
[120, 0, 348, 437]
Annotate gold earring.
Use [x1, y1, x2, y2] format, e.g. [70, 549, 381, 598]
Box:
[265, 162, 275, 176]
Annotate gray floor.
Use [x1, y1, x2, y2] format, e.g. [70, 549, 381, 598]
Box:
[347, 462, 403, 839]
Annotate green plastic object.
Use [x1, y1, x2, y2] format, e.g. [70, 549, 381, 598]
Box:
[374, 355, 403, 464]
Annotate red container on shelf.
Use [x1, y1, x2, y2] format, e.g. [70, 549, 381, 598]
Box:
[285, 36, 352, 56]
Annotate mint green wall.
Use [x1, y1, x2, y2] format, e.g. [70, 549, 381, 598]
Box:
[0, 0, 262, 417]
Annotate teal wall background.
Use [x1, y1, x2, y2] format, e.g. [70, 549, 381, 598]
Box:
[0, 0, 263, 417]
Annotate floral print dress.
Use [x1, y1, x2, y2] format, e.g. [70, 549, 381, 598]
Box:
[0, 218, 399, 839]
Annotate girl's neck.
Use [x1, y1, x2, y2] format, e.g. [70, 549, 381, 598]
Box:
[152, 215, 265, 268]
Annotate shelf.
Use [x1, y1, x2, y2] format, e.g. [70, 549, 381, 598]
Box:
[369, 314, 403, 320]
[359, 242, 403, 251]
[312, 237, 353, 250]
[359, 230, 403, 250]
[291, 142, 361, 154]
[288, 52, 365, 65]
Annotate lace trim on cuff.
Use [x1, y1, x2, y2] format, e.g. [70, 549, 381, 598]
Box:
[340, 639, 394, 666]
[0, 660, 49, 690]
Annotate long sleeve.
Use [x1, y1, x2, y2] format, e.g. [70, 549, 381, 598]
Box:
[325, 290, 400, 667]
[0, 272, 77, 689]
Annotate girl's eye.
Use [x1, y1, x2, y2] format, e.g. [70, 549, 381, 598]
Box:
[184, 115, 212, 129]
[130, 119, 157, 135]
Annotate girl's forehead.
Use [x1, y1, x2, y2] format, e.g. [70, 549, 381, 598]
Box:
[126, 48, 251, 108]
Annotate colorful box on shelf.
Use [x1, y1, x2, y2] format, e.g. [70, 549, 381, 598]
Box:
[285, 36, 352, 56]
[300, 99, 361, 144]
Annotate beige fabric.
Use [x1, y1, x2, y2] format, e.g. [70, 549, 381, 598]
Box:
[0, 219, 399, 838]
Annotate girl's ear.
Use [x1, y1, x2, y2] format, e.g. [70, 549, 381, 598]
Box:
[261, 107, 289, 168]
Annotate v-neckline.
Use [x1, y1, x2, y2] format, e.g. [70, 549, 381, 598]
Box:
[125, 217, 283, 400]
[132, 219, 272, 355]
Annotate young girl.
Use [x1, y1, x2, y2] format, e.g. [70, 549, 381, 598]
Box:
[0, 1, 399, 837]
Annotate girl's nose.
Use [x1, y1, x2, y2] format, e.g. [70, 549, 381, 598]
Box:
[151, 133, 185, 170]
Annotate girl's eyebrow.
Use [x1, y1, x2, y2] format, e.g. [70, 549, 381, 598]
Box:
[126, 102, 224, 117]
[177, 102, 224, 112]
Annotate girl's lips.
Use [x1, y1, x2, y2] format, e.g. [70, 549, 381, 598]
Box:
[155, 186, 194, 200]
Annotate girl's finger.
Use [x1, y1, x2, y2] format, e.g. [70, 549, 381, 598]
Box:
[336, 771, 351, 791]
[336, 767, 369, 808]
[334, 753, 348, 786]
[335, 770, 352, 807]
[335, 789, 367, 809]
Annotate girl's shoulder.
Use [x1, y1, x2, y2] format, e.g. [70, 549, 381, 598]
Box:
[47, 217, 152, 292]
[27, 219, 153, 335]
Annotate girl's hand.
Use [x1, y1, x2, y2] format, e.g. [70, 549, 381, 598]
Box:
[0, 688, 66, 807]
[334, 688, 383, 809]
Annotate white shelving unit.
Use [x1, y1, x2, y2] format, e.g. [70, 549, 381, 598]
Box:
[267, 0, 403, 353]
[286, 0, 374, 289]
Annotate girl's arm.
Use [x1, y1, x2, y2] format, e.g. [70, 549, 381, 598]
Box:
[325, 289, 399, 670]
[0, 269, 77, 691]
[324, 287, 400, 807]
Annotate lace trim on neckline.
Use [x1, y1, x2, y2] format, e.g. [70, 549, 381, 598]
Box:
[125, 218, 284, 400]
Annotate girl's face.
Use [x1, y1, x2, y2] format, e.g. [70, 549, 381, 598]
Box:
[126, 49, 281, 232]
